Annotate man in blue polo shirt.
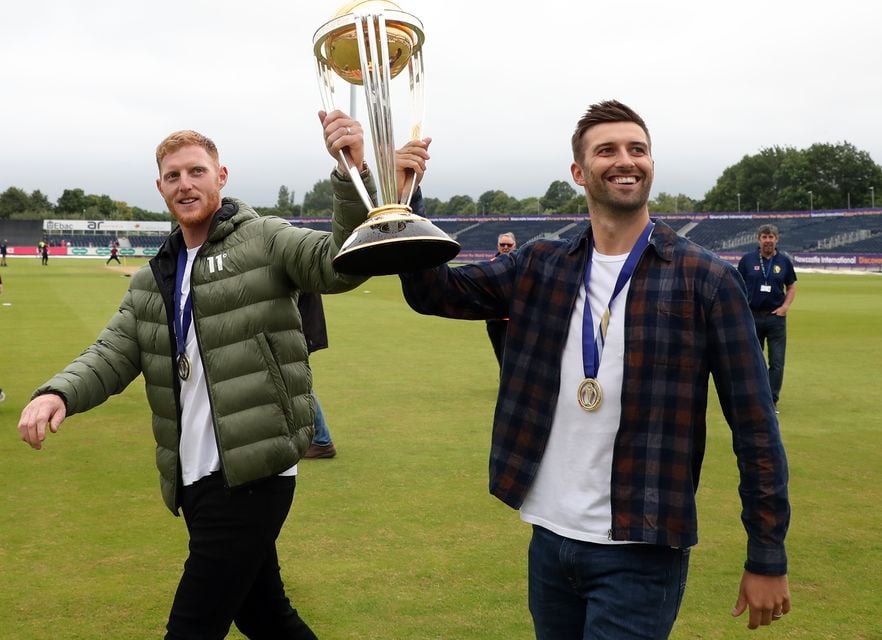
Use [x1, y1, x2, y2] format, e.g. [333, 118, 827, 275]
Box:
[738, 224, 798, 410]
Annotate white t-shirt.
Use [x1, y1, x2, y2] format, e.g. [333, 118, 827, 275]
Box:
[520, 250, 632, 544]
[177, 246, 296, 486]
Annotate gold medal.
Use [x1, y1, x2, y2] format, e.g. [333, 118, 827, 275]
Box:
[577, 378, 602, 412]
[177, 353, 191, 381]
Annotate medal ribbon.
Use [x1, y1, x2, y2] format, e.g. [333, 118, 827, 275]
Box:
[582, 221, 654, 379]
[760, 250, 774, 283]
[174, 245, 194, 365]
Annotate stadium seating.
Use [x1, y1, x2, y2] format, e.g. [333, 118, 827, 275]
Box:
[7, 211, 879, 262]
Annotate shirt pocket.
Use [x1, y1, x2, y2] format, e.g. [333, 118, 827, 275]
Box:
[651, 298, 699, 369]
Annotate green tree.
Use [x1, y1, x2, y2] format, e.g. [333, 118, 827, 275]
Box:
[29, 190, 54, 214]
[302, 179, 334, 216]
[132, 207, 171, 221]
[111, 201, 133, 220]
[81, 194, 116, 218]
[541, 180, 578, 212]
[0, 187, 31, 218]
[650, 192, 698, 214]
[276, 186, 296, 215]
[803, 142, 882, 209]
[518, 196, 542, 215]
[700, 143, 882, 212]
[477, 190, 507, 215]
[445, 194, 476, 216]
[489, 191, 518, 214]
[56, 188, 88, 216]
[558, 195, 586, 215]
[422, 197, 446, 216]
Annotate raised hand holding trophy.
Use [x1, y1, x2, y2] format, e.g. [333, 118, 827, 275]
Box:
[314, 0, 460, 275]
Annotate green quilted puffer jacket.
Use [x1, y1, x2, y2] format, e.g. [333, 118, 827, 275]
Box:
[35, 172, 373, 513]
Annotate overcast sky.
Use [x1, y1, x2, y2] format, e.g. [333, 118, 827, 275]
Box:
[1, 0, 879, 212]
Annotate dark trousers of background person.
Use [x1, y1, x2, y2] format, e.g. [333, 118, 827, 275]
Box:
[528, 526, 689, 640]
[165, 472, 318, 640]
[485, 319, 507, 368]
[753, 311, 787, 404]
[107, 255, 121, 265]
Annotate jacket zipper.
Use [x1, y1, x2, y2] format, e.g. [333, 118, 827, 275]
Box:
[188, 248, 230, 487]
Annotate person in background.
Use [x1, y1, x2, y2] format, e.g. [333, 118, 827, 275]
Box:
[485, 232, 517, 367]
[400, 100, 790, 639]
[1, 238, 8, 266]
[107, 242, 122, 265]
[737, 224, 797, 411]
[297, 292, 337, 459]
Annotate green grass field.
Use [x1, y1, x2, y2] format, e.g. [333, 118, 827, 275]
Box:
[1, 257, 880, 639]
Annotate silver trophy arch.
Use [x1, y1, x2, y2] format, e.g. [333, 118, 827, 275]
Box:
[314, 2, 460, 276]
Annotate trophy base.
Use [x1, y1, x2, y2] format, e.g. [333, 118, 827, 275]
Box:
[333, 205, 460, 276]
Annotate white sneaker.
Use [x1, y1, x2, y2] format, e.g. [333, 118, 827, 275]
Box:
[0, 389, 6, 403]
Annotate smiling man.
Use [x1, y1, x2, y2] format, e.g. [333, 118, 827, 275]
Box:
[399, 100, 791, 639]
[17, 110, 385, 639]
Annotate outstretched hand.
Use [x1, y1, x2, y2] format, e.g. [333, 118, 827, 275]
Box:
[18, 393, 67, 450]
[319, 109, 365, 175]
[732, 571, 791, 629]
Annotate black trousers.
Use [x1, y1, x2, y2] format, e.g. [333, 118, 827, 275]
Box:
[485, 319, 508, 368]
[165, 473, 317, 640]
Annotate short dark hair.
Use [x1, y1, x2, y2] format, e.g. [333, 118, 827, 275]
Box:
[758, 224, 779, 237]
[571, 100, 651, 162]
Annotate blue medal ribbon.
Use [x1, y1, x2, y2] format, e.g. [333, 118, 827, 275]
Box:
[582, 221, 654, 379]
[174, 245, 194, 370]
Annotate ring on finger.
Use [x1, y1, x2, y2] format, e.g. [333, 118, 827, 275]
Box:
[346, 126, 352, 135]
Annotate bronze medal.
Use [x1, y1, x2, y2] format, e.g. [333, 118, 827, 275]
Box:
[577, 378, 602, 412]
[177, 353, 191, 381]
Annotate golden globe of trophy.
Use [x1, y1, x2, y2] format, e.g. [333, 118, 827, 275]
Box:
[314, 0, 460, 275]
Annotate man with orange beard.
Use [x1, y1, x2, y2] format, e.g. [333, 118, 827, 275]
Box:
[17, 110, 428, 639]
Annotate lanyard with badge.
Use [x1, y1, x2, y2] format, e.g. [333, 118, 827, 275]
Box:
[759, 249, 774, 294]
[578, 221, 654, 412]
[174, 246, 194, 380]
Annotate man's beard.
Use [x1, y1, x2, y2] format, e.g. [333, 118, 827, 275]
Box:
[590, 180, 652, 216]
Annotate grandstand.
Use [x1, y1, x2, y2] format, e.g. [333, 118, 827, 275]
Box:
[3, 209, 880, 269]
[0, 218, 171, 258]
[688, 214, 882, 255]
[286, 209, 882, 271]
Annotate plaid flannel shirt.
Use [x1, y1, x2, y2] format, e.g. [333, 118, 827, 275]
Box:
[400, 220, 790, 576]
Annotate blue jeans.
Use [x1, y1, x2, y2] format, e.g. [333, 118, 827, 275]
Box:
[311, 393, 333, 446]
[753, 313, 787, 403]
[528, 526, 690, 640]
